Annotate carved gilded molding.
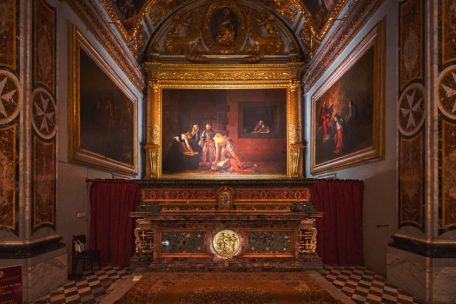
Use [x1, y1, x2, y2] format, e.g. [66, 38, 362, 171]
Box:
[303, 0, 384, 89]
[99, 0, 349, 61]
[65, 0, 144, 91]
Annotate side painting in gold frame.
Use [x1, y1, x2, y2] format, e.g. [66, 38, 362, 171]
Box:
[310, 20, 385, 175]
[68, 25, 138, 175]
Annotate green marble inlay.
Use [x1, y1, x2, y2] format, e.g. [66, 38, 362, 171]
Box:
[246, 231, 292, 254]
[160, 232, 206, 253]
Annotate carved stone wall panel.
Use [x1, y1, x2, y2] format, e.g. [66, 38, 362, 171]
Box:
[399, 0, 424, 91]
[0, 122, 19, 234]
[440, 0, 456, 68]
[398, 130, 425, 230]
[34, 0, 56, 95]
[0, 0, 18, 71]
[32, 134, 56, 231]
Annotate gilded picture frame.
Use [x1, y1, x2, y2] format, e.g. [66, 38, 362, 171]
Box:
[68, 25, 138, 175]
[144, 63, 305, 179]
[310, 20, 385, 175]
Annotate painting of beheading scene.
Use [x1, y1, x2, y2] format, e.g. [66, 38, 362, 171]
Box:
[162, 89, 287, 177]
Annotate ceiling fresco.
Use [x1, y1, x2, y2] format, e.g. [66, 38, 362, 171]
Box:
[101, 0, 348, 59]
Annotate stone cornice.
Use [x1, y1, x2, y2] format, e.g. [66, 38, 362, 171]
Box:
[65, 0, 144, 92]
[303, 0, 384, 89]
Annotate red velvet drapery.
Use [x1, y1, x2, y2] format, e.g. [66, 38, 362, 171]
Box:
[89, 180, 140, 266]
[311, 180, 364, 265]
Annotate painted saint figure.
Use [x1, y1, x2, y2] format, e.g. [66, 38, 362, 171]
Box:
[215, 8, 235, 47]
[252, 120, 270, 134]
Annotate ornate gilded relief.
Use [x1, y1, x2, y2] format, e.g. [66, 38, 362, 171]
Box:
[399, 0, 423, 90]
[212, 229, 241, 258]
[0, 0, 17, 70]
[398, 84, 425, 136]
[149, 1, 298, 62]
[34, 0, 56, 94]
[32, 88, 56, 139]
[0, 124, 17, 233]
[0, 70, 20, 125]
[32, 135, 56, 231]
[217, 187, 234, 210]
[441, 0, 456, 66]
[440, 117, 456, 233]
[399, 131, 424, 230]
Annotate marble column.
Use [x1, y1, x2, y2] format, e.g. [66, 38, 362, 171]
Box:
[0, 0, 67, 302]
[387, 1, 456, 302]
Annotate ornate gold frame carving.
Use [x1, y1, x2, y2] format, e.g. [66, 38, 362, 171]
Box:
[68, 24, 138, 175]
[144, 62, 305, 179]
[310, 20, 385, 174]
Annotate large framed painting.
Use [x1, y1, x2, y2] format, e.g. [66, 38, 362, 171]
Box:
[310, 20, 385, 174]
[68, 25, 138, 175]
[161, 89, 287, 177]
[0, 0, 17, 71]
[144, 63, 305, 179]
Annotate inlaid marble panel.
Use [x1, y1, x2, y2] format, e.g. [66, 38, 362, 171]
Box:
[245, 231, 292, 254]
[160, 231, 206, 254]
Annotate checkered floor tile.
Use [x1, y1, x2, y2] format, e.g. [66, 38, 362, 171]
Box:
[34, 266, 130, 304]
[34, 265, 418, 303]
[322, 266, 418, 304]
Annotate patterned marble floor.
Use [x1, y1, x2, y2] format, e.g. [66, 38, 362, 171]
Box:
[34, 265, 418, 304]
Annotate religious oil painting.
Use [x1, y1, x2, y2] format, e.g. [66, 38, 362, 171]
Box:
[440, 117, 456, 232]
[304, 0, 337, 31]
[0, 124, 17, 233]
[32, 136, 55, 231]
[34, 0, 56, 94]
[113, 0, 146, 31]
[399, 132, 424, 230]
[69, 27, 138, 175]
[399, 0, 423, 90]
[0, 0, 17, 70]
[311, 22, 384, 174]
[442, 0, 456, 66]
[161, 89, 287, 177]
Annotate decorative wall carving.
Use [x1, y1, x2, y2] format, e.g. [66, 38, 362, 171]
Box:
[31, 88, 56, 139]
[399, 0, 423, 91]
[100, 0, 348, 61]
[32, 135, 56, 231]
[398, 131, 424, 230]
[398, 84, 425, 136]
[439, 116, 456, 233]
[441, 0, 456, 67]
[0, 0, 17, 71]
[34, 0, 56, 95]
[0, 70, 20, 125]
[397, 0, 426, 232]
[0, 123, 18, 234]
[149, 1, 299, 62]
[438, 66, 456, 119]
